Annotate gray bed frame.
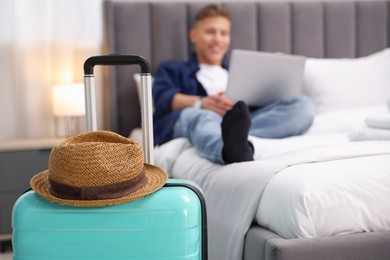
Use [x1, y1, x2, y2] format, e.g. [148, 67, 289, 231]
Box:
[103, 1, 390, 259]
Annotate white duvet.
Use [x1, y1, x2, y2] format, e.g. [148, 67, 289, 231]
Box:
[154, 104, 390, 260]
[256, 104, 390, 239]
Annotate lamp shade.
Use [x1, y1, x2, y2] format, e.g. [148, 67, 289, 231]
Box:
[52, 83, 85, 116]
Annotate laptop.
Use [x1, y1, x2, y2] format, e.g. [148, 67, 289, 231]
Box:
[225, 49, 306, 107]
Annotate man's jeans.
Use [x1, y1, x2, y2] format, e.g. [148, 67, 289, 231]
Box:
[173, 96, 316, 164]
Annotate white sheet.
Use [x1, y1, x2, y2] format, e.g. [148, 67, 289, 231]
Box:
[153, 105, 390, 260]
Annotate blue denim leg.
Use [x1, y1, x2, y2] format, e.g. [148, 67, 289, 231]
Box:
[173, 108, 225, 164]
[249, 95, 316, 138]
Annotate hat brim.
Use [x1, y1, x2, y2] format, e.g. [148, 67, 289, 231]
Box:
[30, 163, 168, 207]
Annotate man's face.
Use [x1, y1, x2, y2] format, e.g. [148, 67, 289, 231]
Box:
[190, 16, 231, 65]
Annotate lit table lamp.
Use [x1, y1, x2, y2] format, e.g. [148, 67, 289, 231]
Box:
[52, 83, 85, 137]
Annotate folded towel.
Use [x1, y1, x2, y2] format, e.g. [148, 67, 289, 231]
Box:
[388, 98, 390, 111]
[349, 127, 390, 141]
[365, 112, 390, 130]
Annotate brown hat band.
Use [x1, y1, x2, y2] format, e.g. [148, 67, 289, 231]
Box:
[48, 168, 148, 201]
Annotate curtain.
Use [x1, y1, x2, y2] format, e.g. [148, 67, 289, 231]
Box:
[0, 0, 103, 140]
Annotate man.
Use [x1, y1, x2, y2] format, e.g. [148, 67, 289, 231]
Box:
[152, 4, 315, 164]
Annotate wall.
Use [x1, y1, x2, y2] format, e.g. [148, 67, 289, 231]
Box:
[0, 0, 383, 140]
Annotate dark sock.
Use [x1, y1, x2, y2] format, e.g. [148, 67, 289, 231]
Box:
[221, 101, 254, 164]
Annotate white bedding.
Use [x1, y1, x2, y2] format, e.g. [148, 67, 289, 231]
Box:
[256, 153, 390, 239]
[153, 104, 390, 260]
[255, 104, 390, 238]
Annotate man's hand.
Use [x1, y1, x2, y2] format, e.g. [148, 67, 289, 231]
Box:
[202, 92, 233, 116]
[171, 92, 233, 116]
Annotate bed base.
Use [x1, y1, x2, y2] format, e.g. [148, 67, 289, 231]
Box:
[244, 225, 390, 260]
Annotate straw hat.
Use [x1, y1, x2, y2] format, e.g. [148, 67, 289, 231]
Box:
[30, 130, 168, 207]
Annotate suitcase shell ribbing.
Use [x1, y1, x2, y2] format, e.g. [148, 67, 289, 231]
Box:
[12, 180, 206, 260]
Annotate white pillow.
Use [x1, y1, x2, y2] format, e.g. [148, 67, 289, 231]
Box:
[303, 48, 390, 114]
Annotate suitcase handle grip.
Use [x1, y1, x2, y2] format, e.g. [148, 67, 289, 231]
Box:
[83, 54, 150, 75]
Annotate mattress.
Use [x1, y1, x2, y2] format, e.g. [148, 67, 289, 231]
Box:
[256, 153, 390, 239]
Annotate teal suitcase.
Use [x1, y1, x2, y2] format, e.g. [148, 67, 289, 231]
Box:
[12, 55, 207, 259]
[12, 179, 207, 260]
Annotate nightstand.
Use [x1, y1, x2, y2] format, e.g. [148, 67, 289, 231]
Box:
[0, 138, 63, 243]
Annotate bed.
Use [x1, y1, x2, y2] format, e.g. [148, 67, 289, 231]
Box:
[102, 1, 390, 260]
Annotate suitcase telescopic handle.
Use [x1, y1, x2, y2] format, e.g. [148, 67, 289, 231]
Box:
[83, 54, 150, 75]
[83, 54, 154, 164]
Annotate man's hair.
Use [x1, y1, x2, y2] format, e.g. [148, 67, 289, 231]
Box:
[195, 4, 231, 23]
